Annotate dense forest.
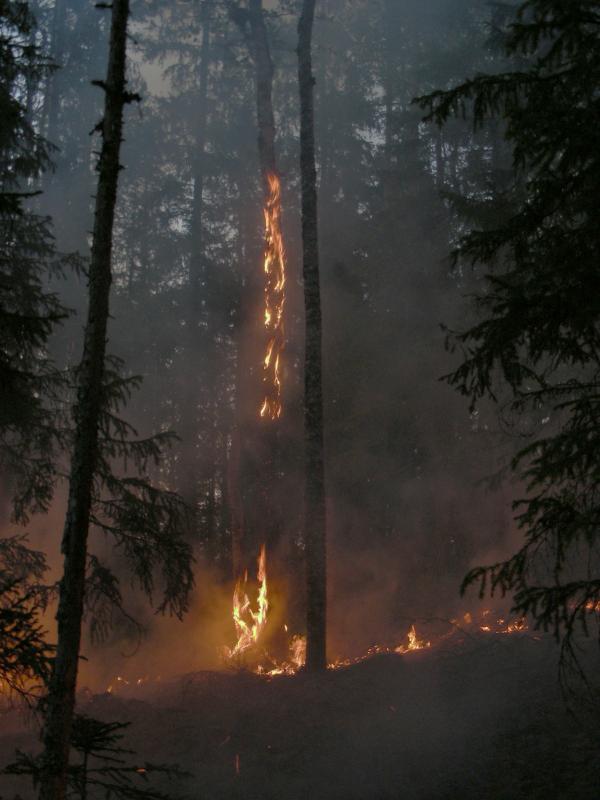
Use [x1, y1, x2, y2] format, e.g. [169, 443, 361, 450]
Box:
[1, 1, 599, 798]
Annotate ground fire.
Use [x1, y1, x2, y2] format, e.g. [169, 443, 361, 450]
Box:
[227, 544, 269, 659]
[212, 544, 532, 679]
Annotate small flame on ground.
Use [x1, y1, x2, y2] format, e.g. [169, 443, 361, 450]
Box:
[260, 173, 286, 420]
[395, 624, 431, 654]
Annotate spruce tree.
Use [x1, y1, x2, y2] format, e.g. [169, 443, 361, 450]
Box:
[7, 713, 188, 800]
[0, 0, 73, 522]
[0, 535, 53, 703]
[38, 3, 193, 798]
[416, 0, 600, 657]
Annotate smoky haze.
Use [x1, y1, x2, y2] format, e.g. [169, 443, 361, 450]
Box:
[2, 0, 522, 686]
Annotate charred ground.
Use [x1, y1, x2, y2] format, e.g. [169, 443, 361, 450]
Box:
[2, 634, 599, 800]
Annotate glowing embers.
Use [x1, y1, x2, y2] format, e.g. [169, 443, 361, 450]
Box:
[260, 173, 286, 420]
[228, 544, 269, 659]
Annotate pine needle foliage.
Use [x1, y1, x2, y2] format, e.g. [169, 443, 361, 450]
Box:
[415, 0, 600, 656]
[0, 0, 77, 523]
[89, 356, 194, 620]
[0, 535, 53, 702]
[5, 714, 188, 800]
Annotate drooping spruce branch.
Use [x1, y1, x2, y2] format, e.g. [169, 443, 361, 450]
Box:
[416, 0, 600, 662]
[6, 714, 189, 800]
[0, 536, 54, 704]
[37, 3, 189, 800]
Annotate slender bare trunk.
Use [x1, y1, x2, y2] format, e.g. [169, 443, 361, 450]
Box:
[247, 0, 276, 182]
[184, 7, 211, 513]
[383, 0, 394, 172]
[39, 0, 69, 153]
[298, 0, 326, 672]
[228, 0, 283, 572]
[39, 4, 132, 798]
[228, 424, 244, 578]
[435, 129, 444, 190]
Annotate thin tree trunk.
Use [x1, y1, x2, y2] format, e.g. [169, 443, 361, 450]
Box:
[383, 0, 394, 173]
[435, 129, 444, 190]
[247, 0, 276, 182]
[227, 423, 244, 578]
[183, 6, 211, 513]
[189, 6, 210, 321]
[42, 0, 68, 145]
[39, 3, 132, 798]
[228, 183, 255, 578]
[298, 0, 326, 672]
[228, 0, 283, 572]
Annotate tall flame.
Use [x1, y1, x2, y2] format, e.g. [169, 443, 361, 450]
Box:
[229, 544, 269, 658]
[260, 173, 286, 420]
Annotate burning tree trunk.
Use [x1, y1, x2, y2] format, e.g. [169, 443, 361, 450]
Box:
[227, 0, 285, 574]
[298, 0, 326, 672]
[246, 1, 286, 423]
[39, 3, 133, 798]
[231, 0, 285, 420]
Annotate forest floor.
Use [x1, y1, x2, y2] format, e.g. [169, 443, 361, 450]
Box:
[1, 634, 599, 800]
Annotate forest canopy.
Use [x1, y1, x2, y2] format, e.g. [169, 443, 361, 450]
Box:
[1, 1, 599, 798]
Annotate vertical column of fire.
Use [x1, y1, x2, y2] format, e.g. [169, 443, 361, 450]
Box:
[225, 0, 285, 660]
[229, 544, 269, 657]
[260, 174, 286, 420]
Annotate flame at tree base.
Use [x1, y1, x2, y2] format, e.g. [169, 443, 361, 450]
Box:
[103, 603, 540, 695]
[223, 545, 436, 676]
[226, 544, 269, 660]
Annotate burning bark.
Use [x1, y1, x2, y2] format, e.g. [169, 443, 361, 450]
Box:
[229, 0, 287, 419]
[260, 173, 286, 420]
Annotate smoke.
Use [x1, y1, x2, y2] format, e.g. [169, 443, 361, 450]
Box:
[1, 0, 534, 689]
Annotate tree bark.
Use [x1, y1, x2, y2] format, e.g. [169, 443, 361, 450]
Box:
[39, 3, 132, 798]
[43, 0, 68, 146]
[228, 0, 283, 573]
[383, 0, 394, 173]
[183, 5, 211, 513]
[298, 0, 326, 672]
[247, 0, 277, 182]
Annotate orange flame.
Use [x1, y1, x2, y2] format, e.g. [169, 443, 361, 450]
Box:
[260, 173, 286, 420]
[395, 624, 431, 654]
[229, 544, 269, 658]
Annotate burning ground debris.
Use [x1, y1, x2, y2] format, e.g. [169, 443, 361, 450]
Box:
[101, 546, 537, 694]
[5, 627, 592, 800]
[227, 544, 269, 660]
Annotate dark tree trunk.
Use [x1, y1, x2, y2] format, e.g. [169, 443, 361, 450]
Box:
[183, 6, 211, 514]
[227, 424, 244, 578]
[435, 129, 444, 190]
[247, 0, 277, 182]
[298, 0, 326, 672]
[38, 3, 132, 799]
[229, 179, 261, 576]
[228, 0, 283, 573]
[43, 0, 68, 146]
[383, 0, 395, 172]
